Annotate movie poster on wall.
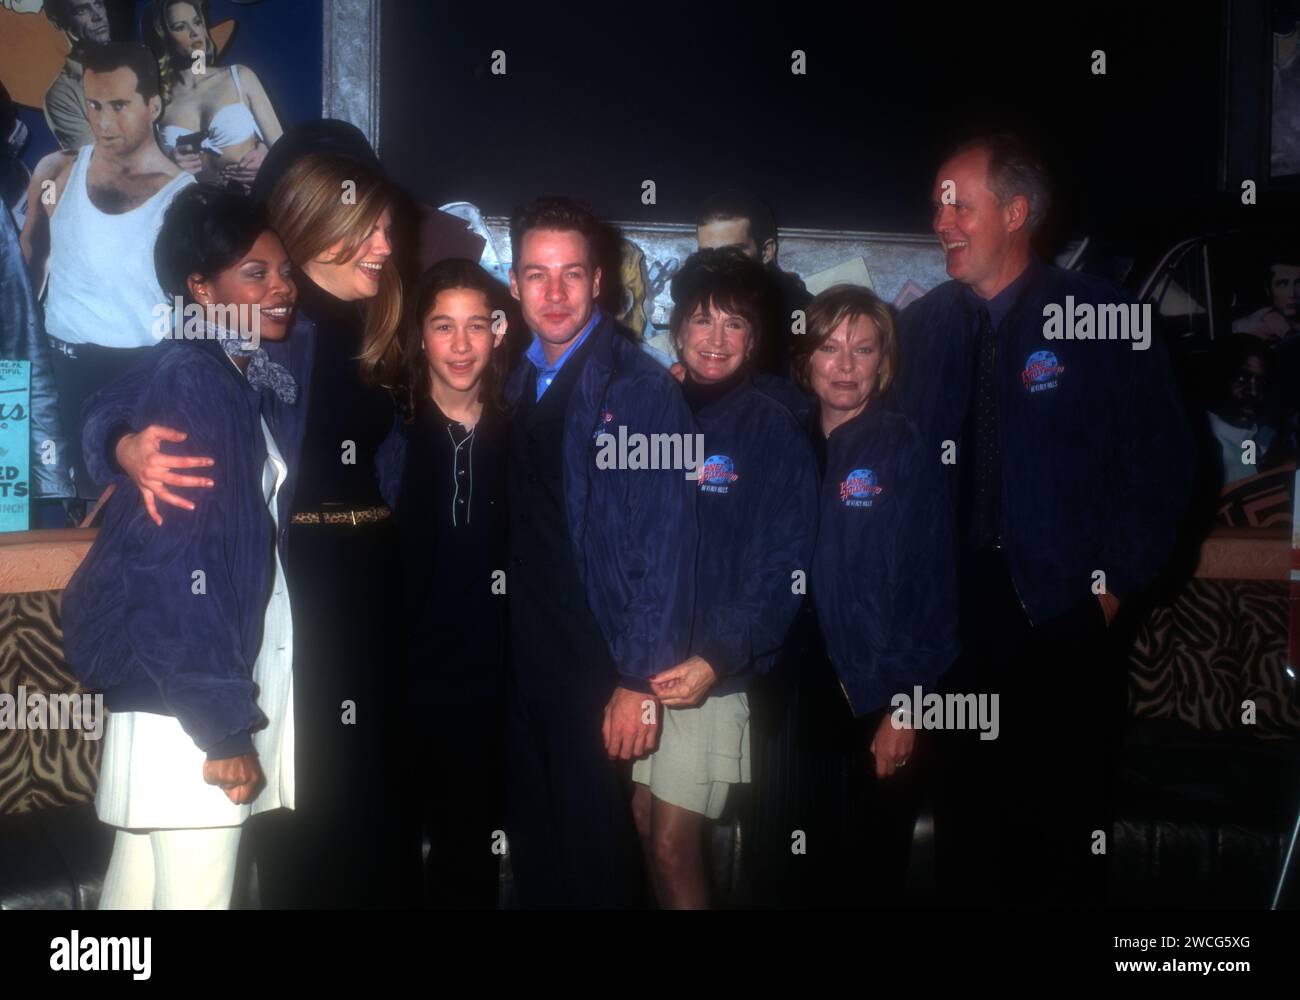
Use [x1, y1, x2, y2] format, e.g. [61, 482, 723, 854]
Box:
[0, 360, 31, 533]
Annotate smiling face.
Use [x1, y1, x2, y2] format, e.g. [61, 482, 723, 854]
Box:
[809, 312, 883, 421]
[931, 147, 1027, 299]
[188, 230, 297, 343]
[83, 65, 160, 154]
[308, 206, 393, 302]
[164, 1, 210, 61]
[1268, 263, 1300, 320]
[509, 228, 601, 359]
[676, 300, 754, 383]
[422, 287, 504, 397]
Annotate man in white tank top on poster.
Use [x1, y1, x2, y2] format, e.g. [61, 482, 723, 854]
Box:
[20, 42, 195, 503]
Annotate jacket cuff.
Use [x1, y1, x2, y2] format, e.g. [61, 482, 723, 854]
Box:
[698, 638, 740, 681]
[104, 422, 131, 477]
[205, 730, 254, 761]
[618, 674, 654, 695]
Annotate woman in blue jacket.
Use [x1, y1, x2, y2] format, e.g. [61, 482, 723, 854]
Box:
[63, 184, 299, 909]
[630, 248, 819, 909]
[748, 283, 959, 907]
[78, 152, 412, 909]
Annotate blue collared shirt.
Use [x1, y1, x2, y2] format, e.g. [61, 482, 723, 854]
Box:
[525, 307, 602, 401]
[963, 256, 1043, 330]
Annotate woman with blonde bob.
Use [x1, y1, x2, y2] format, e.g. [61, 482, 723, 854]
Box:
[86, 150, 412, 908]
[746, 284, 959, 907]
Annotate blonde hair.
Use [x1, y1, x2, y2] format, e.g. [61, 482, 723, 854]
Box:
[268, 153, 404, 388]
[147, 0, 216, 106]
[792, 284, 900, 397]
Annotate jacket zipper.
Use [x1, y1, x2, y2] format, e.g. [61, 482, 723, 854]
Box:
[838, 676, 856, 714]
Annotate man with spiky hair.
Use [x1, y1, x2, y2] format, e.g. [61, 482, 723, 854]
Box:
[503, 195, 697, 908]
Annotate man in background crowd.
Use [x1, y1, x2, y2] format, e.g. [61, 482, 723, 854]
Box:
[696, 188, 811, 375]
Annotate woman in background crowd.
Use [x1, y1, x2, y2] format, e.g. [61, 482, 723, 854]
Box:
[146, 0, 282, 192]
[631, 248, 818, 909]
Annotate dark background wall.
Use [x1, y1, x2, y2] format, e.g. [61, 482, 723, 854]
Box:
[379, 0, 1227, 245]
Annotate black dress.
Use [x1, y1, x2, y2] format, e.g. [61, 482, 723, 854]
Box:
[250, 273, 409, 909]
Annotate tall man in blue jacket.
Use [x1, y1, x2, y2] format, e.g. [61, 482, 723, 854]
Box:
[894, 134, 1193, 906]
[503, 197, 698, 908]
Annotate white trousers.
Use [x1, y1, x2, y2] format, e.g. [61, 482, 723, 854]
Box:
[98, 826, 242, 910]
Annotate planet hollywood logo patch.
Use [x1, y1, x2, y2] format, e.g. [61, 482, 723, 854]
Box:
[699, 454, 739, 494]
[840, 468, 883, 507]
[1021, 350, 1064, 392]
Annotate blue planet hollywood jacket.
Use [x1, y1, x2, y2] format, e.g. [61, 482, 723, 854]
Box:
[79, 311, 408, 570]
[893, 257, 1195, 624]
[504, 312, 698, 687]
[62, 339, 281, 759]
[811, 399, 960, 716]
[691, 376, 819, 695]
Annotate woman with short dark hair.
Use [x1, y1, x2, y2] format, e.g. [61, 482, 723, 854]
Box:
[630, 247, 819, 909]
[63, 184, 299, 908]
[81, 151, 413, 909]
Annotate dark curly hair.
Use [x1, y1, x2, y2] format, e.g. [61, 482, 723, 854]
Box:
[154, 183, 269, 305]
[668, 247, 776, 362]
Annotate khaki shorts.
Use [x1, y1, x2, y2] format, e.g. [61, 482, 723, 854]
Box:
[631, 691, 751, 820]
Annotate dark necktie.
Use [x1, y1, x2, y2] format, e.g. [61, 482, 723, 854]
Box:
[966, 304, 1002, 549]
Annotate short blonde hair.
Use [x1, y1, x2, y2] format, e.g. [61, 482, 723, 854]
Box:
[792, 284, 899, 397]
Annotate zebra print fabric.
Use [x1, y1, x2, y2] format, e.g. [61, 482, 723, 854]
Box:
[0, 591, 101, 815]
[1128, 579, 1298, 737]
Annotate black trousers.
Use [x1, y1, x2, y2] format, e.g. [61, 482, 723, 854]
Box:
[744, 618, 919, 908]
[504, 684, 646, 909]
[248, 518, 410, 909]
[48, 341, 154, 499]
[934, 548, 1125, 907]
[401, 697, 506, 909]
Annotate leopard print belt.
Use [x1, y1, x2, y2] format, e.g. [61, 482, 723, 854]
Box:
[289, 504, 392, 526]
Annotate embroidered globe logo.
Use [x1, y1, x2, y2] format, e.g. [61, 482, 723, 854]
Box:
[699, 455, 738, 485]
[1023, 350, 1062, 386]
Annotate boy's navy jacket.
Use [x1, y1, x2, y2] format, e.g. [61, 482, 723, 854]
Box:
[893, 257, 1195, 624]
[505, 312, 698, 688]
[811, 399, 960, 716]
[80, 312, 408, 571]
[63, 339, 281, 760]
[691, 376, 819, 695]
